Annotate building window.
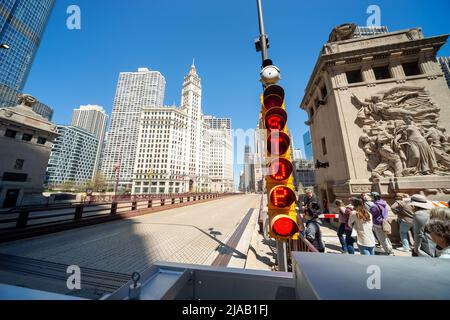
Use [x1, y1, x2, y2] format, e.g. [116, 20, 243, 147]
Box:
[321, 137, 328, 156]
[14, 159, 25, 170]
[402, 61, 421, 76]
[37, 137, 47, 145]
[320, 85, 328, 99]
[346, 69, 363, 84]
[373, 65, 391, 80]
[22, 133, 33, 141]
[5, 129, 17, 138]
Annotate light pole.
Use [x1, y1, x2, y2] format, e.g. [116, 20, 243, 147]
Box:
[256, 0, 269, 63]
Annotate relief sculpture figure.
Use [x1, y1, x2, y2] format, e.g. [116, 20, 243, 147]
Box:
[352, 86, 449, 178]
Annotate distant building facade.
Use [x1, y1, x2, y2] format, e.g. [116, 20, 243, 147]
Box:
[101, 68, 166, 190]
[353, 26, 389, 38]
[303, 131, 313, 161]
[0, 95, 58, 208]
[71, 105, 108, 176]
[293, 159, 316, 193]
[131, 63, 233, 195]
[46, 126, 98, 187]
[204, 116, 234, 193]
[243, 145, 255, 193]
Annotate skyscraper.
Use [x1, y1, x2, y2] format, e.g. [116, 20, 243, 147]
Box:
[180, 62, 210, 191]
[438, 57, 450, 89]
[71, 105, 108, 176]
[0, 0, 55, 91]
[101, 68, 166, 189]
[132, 63, 234, 195]
[303, 131, 313, 161]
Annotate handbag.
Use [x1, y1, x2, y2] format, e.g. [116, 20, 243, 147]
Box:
[374, 203, 392, 235]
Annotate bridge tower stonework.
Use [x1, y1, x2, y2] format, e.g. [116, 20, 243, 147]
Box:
[300, 26, 450, 226]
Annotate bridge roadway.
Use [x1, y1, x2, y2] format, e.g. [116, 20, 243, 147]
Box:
[0, 194, 261, 298]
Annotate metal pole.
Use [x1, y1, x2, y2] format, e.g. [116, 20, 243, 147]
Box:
[256, 0, 269, 62]
[276, 241, 288, 272]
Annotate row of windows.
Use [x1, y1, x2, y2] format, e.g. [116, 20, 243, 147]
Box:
[346, 60, 421, 84]
[308, 60, 424, 119]
[4, 129, 47, 144]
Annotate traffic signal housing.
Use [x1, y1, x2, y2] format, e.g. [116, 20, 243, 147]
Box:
[261, 84, 299, 241]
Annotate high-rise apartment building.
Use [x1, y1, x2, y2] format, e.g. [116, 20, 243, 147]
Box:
[0, 0, 55, 91]
[46, 126, 98, 187]
[71, 105, 108, 176]
[438, 57, 450, 89]
[101, 68, 166, 189]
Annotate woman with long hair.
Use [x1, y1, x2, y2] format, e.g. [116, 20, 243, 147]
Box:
[348, 198, 376, 255]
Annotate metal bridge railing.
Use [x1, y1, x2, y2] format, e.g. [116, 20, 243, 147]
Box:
[0, 193, 237, 243]
[288, 236, 319, 253]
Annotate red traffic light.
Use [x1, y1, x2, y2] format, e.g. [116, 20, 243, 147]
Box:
[263, 85, 285, 110]
[271, 215, 299, 238]
[267, 132, 290, 156]
[269, 158, 293, 181]
[265, 108, 287, 131]
[269, 186, 296, 208]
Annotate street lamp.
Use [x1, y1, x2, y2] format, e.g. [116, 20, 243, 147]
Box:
[0, 44, 10, 50]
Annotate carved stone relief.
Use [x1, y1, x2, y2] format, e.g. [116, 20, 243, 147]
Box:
[352, 86, 450, 179]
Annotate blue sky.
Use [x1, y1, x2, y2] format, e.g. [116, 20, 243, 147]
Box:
[24, 0, 450, 185]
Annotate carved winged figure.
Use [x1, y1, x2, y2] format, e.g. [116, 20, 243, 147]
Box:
[352, 86, 439, 125]
[353, 86, 450, 178]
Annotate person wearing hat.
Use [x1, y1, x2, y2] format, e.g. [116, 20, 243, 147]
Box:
[410, 194, 436, 258]
[369, 192, 394, 255]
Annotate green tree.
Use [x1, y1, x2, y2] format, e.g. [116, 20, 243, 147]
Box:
[88, 172, 107, 192]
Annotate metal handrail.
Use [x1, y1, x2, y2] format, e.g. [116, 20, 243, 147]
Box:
[0, 193, 235, 232]
[288, 235, 319, 253]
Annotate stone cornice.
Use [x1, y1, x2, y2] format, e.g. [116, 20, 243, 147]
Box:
[0, 107, 58, 136]
[299, 30, 449, 110]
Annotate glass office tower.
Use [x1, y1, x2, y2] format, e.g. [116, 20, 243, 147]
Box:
[0, 0, 55, 91]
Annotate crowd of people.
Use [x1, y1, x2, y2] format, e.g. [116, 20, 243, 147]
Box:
[298, 189, 450, 258]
